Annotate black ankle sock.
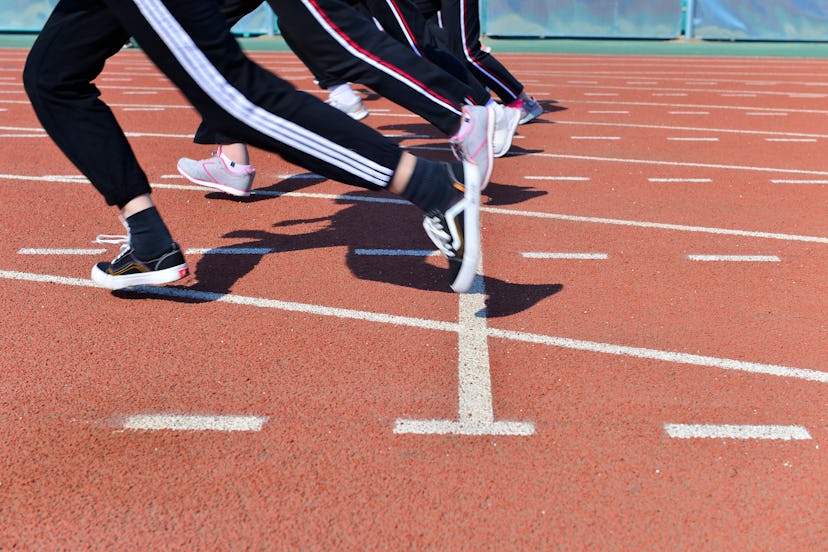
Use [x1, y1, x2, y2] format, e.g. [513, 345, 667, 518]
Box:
[401, 160, 462, 213]
[126, 207, 173, 260]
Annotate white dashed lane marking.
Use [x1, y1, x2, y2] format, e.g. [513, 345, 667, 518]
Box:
[122, 414, 268, 432]
[522, 252, 608, 260]
[664, 424, 811, 440]
[687, 255, 781, 262]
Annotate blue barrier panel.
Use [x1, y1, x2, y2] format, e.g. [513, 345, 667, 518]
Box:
[484, 0, 684, 38]
[0, 0, 275, 35]
[0, 0, 57, 32]
[231, 2, 277, 36]
[692, 0, 828, 40]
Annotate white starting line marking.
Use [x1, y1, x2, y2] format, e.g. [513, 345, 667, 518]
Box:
[523, 252, 608, 260]
[1, 268, 827, 384]
[664, 424, 811, 440]
[395, 261, 535, 436]
[122, 414, 267, 432]
[687, 255, 781, 262]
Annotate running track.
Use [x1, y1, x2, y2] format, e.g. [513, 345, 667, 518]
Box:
[0, 47, 826, 549]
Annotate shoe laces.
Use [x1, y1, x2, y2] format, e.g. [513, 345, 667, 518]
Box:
[94, 217, 132, 260]
[423, 211, 455, 257]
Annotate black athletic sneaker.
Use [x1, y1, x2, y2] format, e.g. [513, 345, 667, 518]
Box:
[91, 242, 189, 290]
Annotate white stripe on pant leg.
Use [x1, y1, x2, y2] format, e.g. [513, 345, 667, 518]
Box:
[383, 0, 424, 56]
[458, 0, 516, 97]
[134, 0, 393, 188]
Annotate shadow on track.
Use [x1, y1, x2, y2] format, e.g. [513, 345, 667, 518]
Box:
[115, 185, 561, 317]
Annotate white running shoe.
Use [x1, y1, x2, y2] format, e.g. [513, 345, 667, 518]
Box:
[177, 146, 255, 197]
[490, 102, 521, 158]
[326, 96, 369, 121]
[425, 104, 493, 293]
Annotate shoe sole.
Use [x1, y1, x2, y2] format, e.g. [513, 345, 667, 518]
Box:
[519, 106, 543, 124]
[349, 108, 369, 121]
[176, 163, 252, 197]
[493, 107, 521, 158]
[449, 106, 492, 293]
[91, 263, 189, 290]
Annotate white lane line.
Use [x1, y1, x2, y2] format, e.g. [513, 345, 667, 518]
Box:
[648, 178, 712, 183]
[484, 205, 828, 245]
[522, 252, 608, 260]
[3, 173, 826, 244]
[772, 179, 828, 184]
[666, 137, 719, 142]
[653, 93, 688, 97]
[2, 268, 826, 383]
[0, 170, 828, 243]
[688, 255, 781, 262]
[554, 119, 828, 139]
[536, 152, 828, 179]
[765, 138, 817, 142]
[516, 97, 828, 115]
[664, 424, 811, 440]
[122, 414, 267, 432]
[485, 327, 828, 383]
[669, 111, 709, 115]
[122, 91, 159, 95]
[524, 176, 590, 181]
[354, 249, 438, 256]
[720, 93, 757, 97]
[18, 248, 106, 255]
[746, 112, 788, 116]
[395, 262, 535, 436]
[121, 107, 165, 112]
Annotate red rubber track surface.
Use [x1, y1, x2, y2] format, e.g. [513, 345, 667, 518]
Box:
[1, 49, 826, 549]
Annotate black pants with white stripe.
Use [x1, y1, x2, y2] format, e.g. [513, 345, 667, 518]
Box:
[416, 0, 524, 103]
[23, 0, 402, 208]
[207, 0, 481, 139]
